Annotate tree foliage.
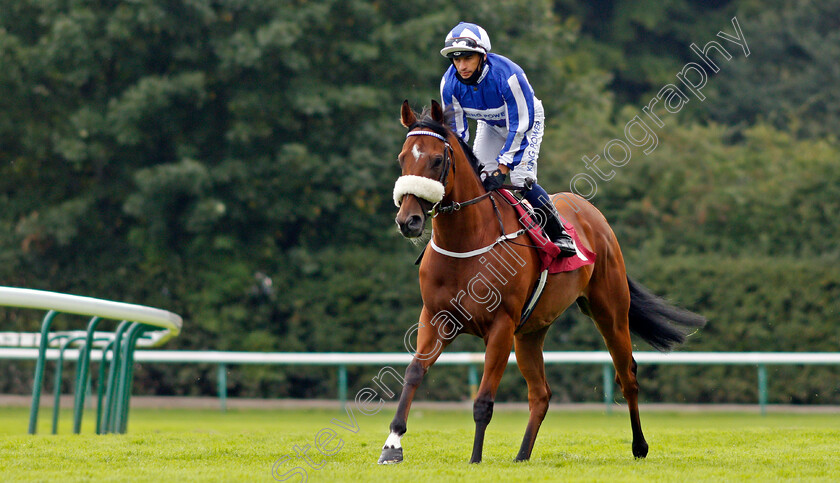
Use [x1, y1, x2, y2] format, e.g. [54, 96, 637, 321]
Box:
[702, 0, 840, 138]
[0, 0, 837, 403]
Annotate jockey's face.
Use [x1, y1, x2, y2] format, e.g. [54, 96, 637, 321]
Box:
[452, 53, 482, 79]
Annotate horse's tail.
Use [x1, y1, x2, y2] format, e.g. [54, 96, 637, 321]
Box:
[626, 276, 707, 352]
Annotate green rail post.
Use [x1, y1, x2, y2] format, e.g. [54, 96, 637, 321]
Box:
[758, 364, 768, 416]
[602, 363, 614, 414]
[118, 324, 149, 433]
[72, 316, 102, 434]
[48, 335, 70, 435]
[96, 340, 116, 435]
[218, 363, 228, 413]
[111, 323, 137, 434]
[51, 335, 87, 434]
[101, 321, 131, 433]
[29, 310, 60, 435]
[468, 365, 479, 399]
[338, 365, 348, 412]
[51, 345, 64, 435]
[68, 336, 111, 434]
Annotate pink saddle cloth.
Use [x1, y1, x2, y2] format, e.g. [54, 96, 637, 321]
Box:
[497, 190, 596, 273]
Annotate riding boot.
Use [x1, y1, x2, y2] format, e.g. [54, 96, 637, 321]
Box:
[533, 205, 577, 258]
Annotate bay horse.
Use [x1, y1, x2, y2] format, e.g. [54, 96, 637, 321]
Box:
[380, 100, 705, 464]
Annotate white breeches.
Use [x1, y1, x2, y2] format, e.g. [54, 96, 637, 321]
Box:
[474, 98, 545, 186]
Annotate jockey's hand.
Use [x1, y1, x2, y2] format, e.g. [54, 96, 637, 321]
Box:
[483, 169, 507, 191]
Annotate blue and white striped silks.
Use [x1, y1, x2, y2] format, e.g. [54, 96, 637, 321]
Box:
[440, 53, 538, 169]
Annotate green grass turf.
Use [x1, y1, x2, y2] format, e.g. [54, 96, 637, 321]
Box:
[1, 405, 839, 481]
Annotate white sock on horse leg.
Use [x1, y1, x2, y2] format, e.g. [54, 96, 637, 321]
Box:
[383, 432, 402, 449]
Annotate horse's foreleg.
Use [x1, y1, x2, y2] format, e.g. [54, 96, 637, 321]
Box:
[470, 322, 515, 464]
[378, 311, 449, 464]
[377, 358, 428, 464]
[513, 326, 551, 462]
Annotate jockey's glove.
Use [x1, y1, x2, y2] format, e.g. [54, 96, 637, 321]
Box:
[483, 169, 506, 191]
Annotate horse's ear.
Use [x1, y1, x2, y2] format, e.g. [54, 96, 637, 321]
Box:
[400, 100, 417, 128]
[431, 100, 444, 124]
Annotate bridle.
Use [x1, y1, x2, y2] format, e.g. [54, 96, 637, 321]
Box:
[406, 130, 454, 189]
[404, 129, 493, 217]
[401, 128, 536, 261]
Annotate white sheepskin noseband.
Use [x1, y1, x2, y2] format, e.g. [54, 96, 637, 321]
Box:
[393, 175, 445, 207]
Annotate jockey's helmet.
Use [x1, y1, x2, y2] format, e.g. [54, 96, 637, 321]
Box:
[440, 22, 491, 58]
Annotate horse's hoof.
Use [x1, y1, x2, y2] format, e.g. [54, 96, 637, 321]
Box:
[633, 441, 649, 459]
[378, 446, 403, 464]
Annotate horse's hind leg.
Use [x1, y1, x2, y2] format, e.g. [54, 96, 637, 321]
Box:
[513, 326, 551, 462]
[588, 275, 649, 458]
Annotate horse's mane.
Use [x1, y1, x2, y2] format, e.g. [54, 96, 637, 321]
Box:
[410, 106, 484, 176]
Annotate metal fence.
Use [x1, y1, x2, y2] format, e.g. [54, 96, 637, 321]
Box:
[3, 350, 840, 416]
[0, 286, 182, 435]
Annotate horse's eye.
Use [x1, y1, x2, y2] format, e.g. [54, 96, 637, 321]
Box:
[431, 155, 443, 168]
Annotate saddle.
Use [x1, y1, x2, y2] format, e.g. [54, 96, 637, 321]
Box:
[493, 189, 596, 328]
[496, 189, 595, 274]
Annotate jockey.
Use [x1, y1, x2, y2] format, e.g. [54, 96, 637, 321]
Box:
[439, 22, 576, 257]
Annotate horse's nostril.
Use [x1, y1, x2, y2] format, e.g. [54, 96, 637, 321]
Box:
[407, 215, 423, 231]
[397, 214, 425, 237]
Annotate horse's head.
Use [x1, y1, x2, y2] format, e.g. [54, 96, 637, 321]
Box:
[393, 100, 453, 238]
